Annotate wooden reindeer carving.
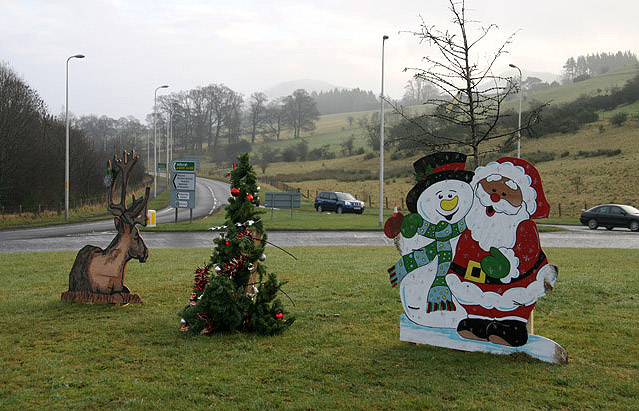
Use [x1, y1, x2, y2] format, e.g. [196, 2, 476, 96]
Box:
[61, 150, 150, 304]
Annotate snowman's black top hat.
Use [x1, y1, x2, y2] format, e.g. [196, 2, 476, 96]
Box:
[406, 152, 474, 213]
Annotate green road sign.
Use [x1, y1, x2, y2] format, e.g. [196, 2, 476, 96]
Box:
[173, 161, 196, 172]
[157, 162, 167, 170]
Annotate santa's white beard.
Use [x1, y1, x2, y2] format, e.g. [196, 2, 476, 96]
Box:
[466, 186, 530, 251]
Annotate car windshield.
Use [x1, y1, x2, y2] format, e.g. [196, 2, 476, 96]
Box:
[619, 205, 639, 215]
[336, 192, 356, 201]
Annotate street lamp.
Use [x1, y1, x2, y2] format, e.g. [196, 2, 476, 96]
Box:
[509, 63, 523, 158]
[378, 35, 389, 227]
[153, 85, 169, 199]
[65, 53, 85, 222]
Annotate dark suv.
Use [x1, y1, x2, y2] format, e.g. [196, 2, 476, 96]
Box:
[314, 191, 365, 214]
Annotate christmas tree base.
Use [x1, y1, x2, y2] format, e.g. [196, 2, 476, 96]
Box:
[61, 290, 143, 304]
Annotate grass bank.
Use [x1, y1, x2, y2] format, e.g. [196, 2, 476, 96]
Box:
[1, 247, 637, 408]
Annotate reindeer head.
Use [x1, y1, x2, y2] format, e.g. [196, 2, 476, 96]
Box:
[108, 150, 150, 263]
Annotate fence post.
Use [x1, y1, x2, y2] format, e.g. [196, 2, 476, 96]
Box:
[369, 195, 372, 207]
[401, 198, 404, 210]
[38, 204, 41, 216]
[558, 203, 561, 217]
[385, 197, 388, 209]
[19, 205, 22, 216]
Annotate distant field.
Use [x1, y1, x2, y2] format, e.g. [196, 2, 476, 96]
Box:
[242, 64, 639, 220]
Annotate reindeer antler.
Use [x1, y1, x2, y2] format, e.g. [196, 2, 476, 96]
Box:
[107, 150, 149, 226]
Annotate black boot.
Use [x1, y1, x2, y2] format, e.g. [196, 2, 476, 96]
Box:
[486, 320, 529, 347]
[457, 318, 491, 341]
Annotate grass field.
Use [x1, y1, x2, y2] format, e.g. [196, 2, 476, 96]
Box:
[1, 247, 638, 409]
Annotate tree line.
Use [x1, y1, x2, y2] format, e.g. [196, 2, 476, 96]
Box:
[562, 51, 638, 83]
[0, 61, 144, 212]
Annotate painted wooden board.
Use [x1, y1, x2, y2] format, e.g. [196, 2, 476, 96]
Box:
[399, 315, 568, 364]
[385, 152, 568, 363]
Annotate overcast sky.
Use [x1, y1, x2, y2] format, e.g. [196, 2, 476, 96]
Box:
[2, 0, 638, 121]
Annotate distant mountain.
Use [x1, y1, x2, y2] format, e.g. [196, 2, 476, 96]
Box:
[262, 79, 342, 100]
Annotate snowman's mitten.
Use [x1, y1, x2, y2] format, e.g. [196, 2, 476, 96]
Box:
[400, 213, 424, 238]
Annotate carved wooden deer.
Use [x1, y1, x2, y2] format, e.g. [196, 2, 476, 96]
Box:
[62, 150, 150, 304]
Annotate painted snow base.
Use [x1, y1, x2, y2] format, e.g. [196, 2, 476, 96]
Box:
[399, 315, 568, 364]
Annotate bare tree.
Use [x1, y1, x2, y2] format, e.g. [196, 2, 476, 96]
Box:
[283, 89, 319, 138]
[249, 92, 268, 144]
[394, 0, 538, 167]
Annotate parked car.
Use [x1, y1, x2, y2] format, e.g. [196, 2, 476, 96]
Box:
[314, 191, 365, 214]
[579, 204, 639, 232]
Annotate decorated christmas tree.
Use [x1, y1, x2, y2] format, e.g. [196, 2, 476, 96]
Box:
[179, 153, 294, 335]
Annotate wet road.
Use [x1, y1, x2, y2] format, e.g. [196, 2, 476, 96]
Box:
[0, 176, 229, 242]
[1, 224, 638, 253]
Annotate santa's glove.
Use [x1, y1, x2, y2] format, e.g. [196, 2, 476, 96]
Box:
[388, 261, 408, 287]
[481, 247, 510, 279]
[383, 212, 404, 238]
[400, 213, 423, 238]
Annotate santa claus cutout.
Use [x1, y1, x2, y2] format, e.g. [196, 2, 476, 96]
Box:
[386, 155, 568, 364]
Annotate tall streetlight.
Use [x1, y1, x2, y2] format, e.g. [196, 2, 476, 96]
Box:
[378, 35, 389, 227]
[65, 53, 85, 222]
[153, 85, 169, 199]
[509, 63, 523, 158]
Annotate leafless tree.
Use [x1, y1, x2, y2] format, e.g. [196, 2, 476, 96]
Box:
[249, 92, 268, 144]
[394, 0, 539, 167]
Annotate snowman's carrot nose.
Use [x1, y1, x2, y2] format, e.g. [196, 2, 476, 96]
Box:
[440, 196, 458, 211]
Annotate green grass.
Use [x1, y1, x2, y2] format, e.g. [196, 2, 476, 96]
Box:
[1, 247, 638, 408]
[505, 64, 639, 112]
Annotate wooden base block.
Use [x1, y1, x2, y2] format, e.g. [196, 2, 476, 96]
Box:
[61, 290, 143, 304]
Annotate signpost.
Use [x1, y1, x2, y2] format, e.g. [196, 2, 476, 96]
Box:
[264, 192, 301, 219]
[170, 160, 196, 222]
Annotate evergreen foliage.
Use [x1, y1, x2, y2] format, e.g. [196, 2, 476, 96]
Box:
[311, 88, 379, 115]
[179, 153, 294, 335]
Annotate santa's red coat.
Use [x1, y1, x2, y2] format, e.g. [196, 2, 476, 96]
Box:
[449, 219, 547, 321]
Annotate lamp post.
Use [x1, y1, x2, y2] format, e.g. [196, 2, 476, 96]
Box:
[509, 63, 523, 158]
[65, 53, 85, 222]
[378, 35, 389, 227]
[153, 85, 169, 199]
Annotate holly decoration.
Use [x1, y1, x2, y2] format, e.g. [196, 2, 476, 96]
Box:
[179, 153, 294, 336]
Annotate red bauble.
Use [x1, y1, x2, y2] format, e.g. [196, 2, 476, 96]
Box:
[246, 194, 254, 201]
[231, 188, 240, 197]
[275, 312, 284, 319]
[225, 240, 230, 246]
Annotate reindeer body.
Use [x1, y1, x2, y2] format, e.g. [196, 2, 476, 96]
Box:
[62, 150, 150, 304]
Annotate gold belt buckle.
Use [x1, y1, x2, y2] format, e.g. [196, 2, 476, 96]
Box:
[464, 260, 486, 283]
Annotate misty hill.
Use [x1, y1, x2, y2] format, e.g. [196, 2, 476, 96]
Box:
[263, 79, 340, 100]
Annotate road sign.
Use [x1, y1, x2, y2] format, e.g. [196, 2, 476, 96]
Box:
[157, 162, 166, 170]
[172, 173, 195, 191]
[173, 161, 196, 172]
[170, 160, 196, 209]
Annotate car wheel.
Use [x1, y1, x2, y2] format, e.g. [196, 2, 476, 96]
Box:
[587, 219, 598, 230]
[336, 205, 343, 214]
[317, 205, 323, 213]
[630, 221, 639, 232]
[605, 226, 614, 231]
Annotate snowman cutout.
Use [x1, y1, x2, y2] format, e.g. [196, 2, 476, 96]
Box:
[386, 152, 474, 328]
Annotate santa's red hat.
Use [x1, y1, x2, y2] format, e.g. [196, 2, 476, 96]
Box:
[473, 157, 550, 219]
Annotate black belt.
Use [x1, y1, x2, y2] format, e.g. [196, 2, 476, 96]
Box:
[450, 250, 546, 285]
